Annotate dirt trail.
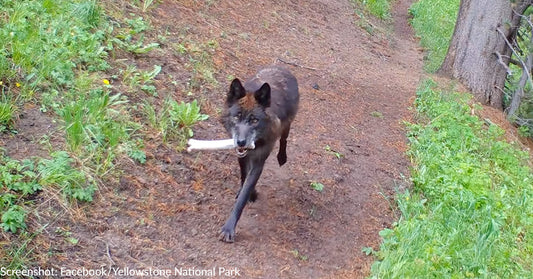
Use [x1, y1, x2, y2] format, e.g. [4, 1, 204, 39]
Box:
[41, 0, 423, 278]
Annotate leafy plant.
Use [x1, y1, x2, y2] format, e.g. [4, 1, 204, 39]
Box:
[127, 139, 147, 164]
[0, 0, 160, 271]
[1, 205, 26, 233]
[0, 193, 16, 211]
[140, 0, 156, 13]
[324, 145, 344, 159]
[362, 246, 376, 256]
[0, 0, 111, 91]
[122, 65, 161, 96]
[0, 155, 40, 233]
[370, 111, 383, 118]
[111, 16, 160, 55]
[55, 227, 79, 245]
[143, 98, 209, 146]
[309, 181, 325, 192]
[168, 99, 209, 137]
[1, 157, 42, 195]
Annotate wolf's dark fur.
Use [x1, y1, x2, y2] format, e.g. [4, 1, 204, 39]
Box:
[220, 65, 299, 242]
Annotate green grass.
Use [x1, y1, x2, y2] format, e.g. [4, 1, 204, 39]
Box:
[60, 89, 134, 174]
[0, 92, 17, 132]
[0, 0, 131, 168]
[144, 98, 209, 146]
[0, 0, 147, 270]
[370, 80, 533, 278]
[0, 151, 94, 234]
[369, 0, 533, 276]
[0, 0, 109, 91]
[121, 64, 161, 96]
[38, 151, 96, 202]
[0, 0, 212, 272]
[353, 0, 392, 20]
[408, 0, 460, 72]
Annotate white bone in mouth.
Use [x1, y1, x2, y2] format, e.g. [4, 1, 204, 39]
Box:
[187, 139, 236, 152]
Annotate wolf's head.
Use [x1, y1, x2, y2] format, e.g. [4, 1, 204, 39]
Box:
[224, 78, 271, 158]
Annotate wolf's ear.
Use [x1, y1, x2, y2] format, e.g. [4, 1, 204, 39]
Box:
[254, 83, 271, 108]
[227, 79, 246, 106]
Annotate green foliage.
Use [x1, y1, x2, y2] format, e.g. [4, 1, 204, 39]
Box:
[61, 90, 128, 150]
[371, 2, 533, 276]
[354, 0, 392, 20]
[309, 181, 324, 192]
[55, 227, 79, 245]
[1, 230, 36, 277]
[111, 16, 160, 55]
[324, 145, 344, 159]
[0, 151, 94, 234]
[168, 99, 209, 137]
[145, 98, 209, 145]
[0, 0, 110, 91]
[290, 249, 309, 261]
[409, 0, 460, 72]
[121, 64, 161, 96]
[370, 111, 383, 118]
[127, 139, 147, 164]
[131, 0, 157, 13]
[59, 89, 134, 174]
[370, 80, 533, 278]
[0, 0, 165, 270]
[38, 151, 95, 202]
[1, 156, 39, 233]
[1, 205, 26, 233]
[0, 92, 17, 132]
[0, 0, 144, 175]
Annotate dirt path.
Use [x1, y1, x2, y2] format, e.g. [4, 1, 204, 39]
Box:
[43, 0, 423, 278]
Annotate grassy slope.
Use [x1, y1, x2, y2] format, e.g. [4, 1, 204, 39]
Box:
[0, 0, 209, 271]
[369, 0, 533, 278]
[409, 0, 459, 72]
[353, 0, 392, 19]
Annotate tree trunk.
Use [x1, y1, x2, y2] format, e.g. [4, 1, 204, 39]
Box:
[439, 0, 531, 109]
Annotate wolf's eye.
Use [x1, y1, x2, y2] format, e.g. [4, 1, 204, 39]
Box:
[234, 112, 241, 120]
[250, 117, 259, 124]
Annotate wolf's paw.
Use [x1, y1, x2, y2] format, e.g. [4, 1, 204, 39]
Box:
[249, 189, 258, 202]
[277, 152, 287, 166]
[219, 225, 235, 243]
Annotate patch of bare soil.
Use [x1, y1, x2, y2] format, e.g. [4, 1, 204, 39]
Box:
[18, 0, 425, 278]
[0, 105, 63, 160]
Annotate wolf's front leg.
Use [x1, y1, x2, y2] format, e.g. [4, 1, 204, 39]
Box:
[220, 163, 264, 243]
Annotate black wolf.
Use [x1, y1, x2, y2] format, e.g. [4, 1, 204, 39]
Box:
[220, 65, 299, 242]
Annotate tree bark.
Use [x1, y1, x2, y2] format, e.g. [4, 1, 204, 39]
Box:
[439, 0, 531, 109]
